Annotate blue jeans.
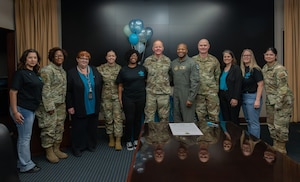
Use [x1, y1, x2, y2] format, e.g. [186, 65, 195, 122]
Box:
[10, 106, 36, 172]
[242, 93, 262, 138]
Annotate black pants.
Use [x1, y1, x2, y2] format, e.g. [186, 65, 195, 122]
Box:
[71, 114, 98, 151]
[219, 90, 241, 125]
[122, 95, 146, 142]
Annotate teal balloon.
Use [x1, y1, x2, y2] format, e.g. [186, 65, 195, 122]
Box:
[128, 33, 139, 45]
[145, 27, 153, 40]
[123, 24, 132, 37]
[134, 42, 145, 53]
[129, 19, 144, 34]
[138, 29, 147, 43]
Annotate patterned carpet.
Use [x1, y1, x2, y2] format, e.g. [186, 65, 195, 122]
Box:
[19, 128, 134, 182]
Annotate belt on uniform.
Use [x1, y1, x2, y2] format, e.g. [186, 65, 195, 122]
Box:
[243, 91, 256, 94]
[55, 103, 65, 106]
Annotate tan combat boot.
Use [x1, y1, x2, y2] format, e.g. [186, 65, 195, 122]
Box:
[108, 134, 115, 147]
[45, 147, 59, 163]
[276, 141, 287, 154]
[272, 140, 278, 149]
[115, 137, 122, 151]
[53, 143, 68, 159]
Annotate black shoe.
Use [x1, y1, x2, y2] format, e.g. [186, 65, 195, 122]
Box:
[73, 149, 82, 157]
[21, 166, 41, 173]
[88, 147, 96, 152]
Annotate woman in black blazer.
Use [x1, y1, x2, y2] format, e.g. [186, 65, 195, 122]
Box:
[219, 50, 243, 125]
[66, 50, 102, 157]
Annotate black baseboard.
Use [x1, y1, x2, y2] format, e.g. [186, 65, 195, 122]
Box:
[239, 117, 267, 123]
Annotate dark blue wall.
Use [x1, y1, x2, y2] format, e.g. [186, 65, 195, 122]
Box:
[61, 0, 274, 69]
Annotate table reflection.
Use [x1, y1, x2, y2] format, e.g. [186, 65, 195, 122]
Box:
[128, 121, 300, 182]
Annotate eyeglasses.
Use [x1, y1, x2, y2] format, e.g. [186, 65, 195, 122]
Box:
[55, 55, 64, 58]
[242, 55, 251, 57]
[79, 57, 89, 60]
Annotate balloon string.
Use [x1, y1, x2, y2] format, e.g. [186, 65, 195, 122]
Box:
[141, 41, 147, 64]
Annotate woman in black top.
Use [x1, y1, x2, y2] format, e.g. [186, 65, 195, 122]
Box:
[219, 50, 243, 125]
[116, 49, 147, 151]
[240, 49, 263, 138]
[9, 49, 43, 173]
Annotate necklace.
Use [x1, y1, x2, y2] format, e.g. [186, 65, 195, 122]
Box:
[224, 65, 231, 71]
[78, 66, 93, 99]
[77, 66, 88, 74]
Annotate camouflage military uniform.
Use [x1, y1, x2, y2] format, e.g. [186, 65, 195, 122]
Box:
[262, 61, 294, 143]
[196, 122, 221, 162]
[143, 54, 171, 123]
[97, 63, 123, 137]
[144, 121, 171, 145]
[35, 62, 67, 148]
[192, 54, 221, 123]
[142, 122, 171, 163]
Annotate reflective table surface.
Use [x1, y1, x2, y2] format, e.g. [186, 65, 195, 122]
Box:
[127, 121, 300, 182]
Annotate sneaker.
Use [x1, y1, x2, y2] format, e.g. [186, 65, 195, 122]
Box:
[126, 142, 134, 151]
[133, 140, 138, 149]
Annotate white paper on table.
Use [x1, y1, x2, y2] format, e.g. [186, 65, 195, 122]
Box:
[169, 123, 203, 136]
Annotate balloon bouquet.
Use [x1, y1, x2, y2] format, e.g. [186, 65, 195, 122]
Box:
[123, 19, 153, 63]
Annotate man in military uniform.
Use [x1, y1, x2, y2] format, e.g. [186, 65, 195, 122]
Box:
[143, 40, 171, 123]
[170, 43, 200, 122]
[97, 50, 123, 150]
[35, 47, 68, 163]
[192, 39, 221, 124]
[144, 121, 171, 163]
[197, 120, 221, 163]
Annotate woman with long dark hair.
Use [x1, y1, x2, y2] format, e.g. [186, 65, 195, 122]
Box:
[9, 49, 43, 173]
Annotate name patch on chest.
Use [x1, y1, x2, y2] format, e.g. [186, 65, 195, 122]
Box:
[174, 65, 186, 71]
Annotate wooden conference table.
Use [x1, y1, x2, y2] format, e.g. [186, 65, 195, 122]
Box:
[127, 121, 300, 182]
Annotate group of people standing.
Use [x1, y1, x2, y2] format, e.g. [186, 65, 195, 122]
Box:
[218, 46, 293, 155]
[141, 39, 294, 156]
[8, 46, 147, 173]
[9, 48, 104, 174]
[9, 38, 293, 173]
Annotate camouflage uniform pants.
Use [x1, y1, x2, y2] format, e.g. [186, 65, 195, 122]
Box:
[266, 103, 293, 142]
[195, 93, 220, 123]
[102, 98, 123, 137]
[35, 103, 66, 148]
[144, 93, 170, 123]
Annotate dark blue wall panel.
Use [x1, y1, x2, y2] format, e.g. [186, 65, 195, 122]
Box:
[61, 0, 274, 69]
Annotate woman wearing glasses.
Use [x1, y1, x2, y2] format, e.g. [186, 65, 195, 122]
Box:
[66, 50, 103, 157]
[35, 47, 69, 163]
[240, 49, 264, 139]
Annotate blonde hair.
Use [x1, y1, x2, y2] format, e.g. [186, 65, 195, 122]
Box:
[240, 49, 261, 76]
